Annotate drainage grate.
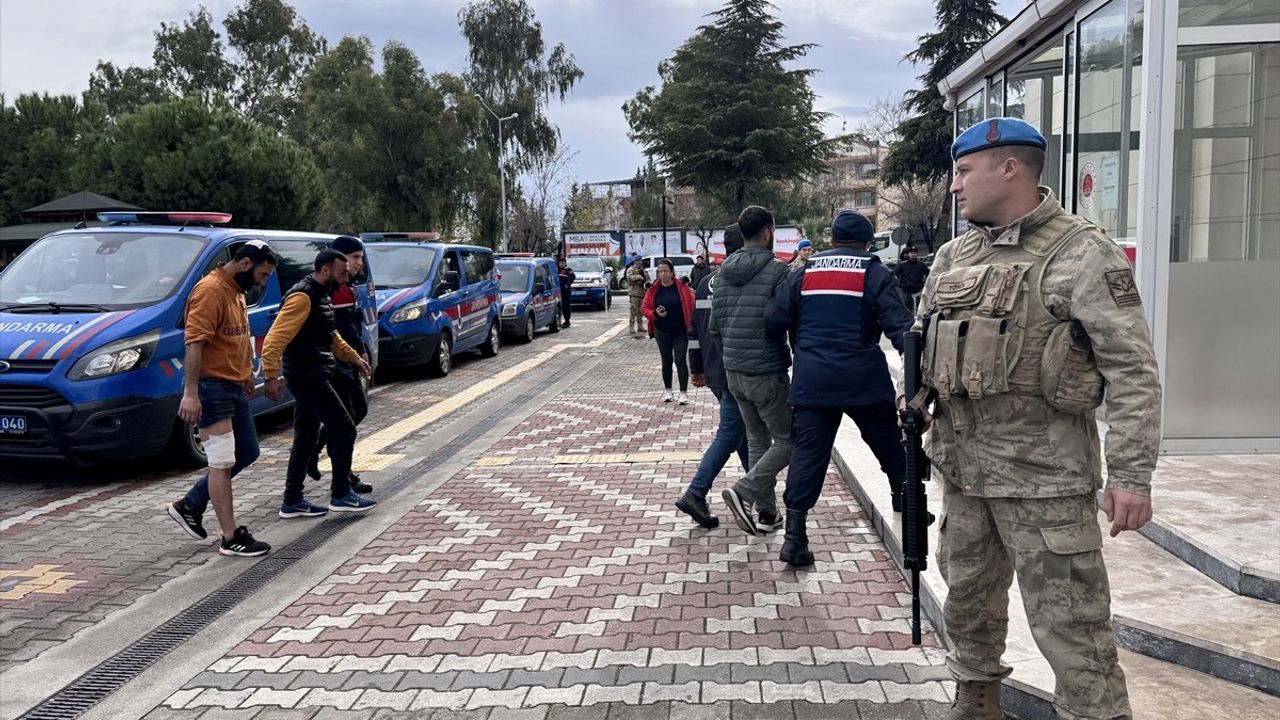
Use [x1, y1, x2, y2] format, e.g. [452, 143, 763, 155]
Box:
[19, 361, 578, 720]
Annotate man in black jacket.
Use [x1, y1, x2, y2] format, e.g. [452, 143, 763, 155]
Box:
[765, 210, 915, 565]
[675, 225, 756, 529]
[893, 245, 929, 311]
[262, 249, 375, 517]
[557, 257, 576, 328]
[308, 236, 373, 494]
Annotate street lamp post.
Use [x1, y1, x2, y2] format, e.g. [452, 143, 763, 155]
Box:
[476, 95, 518, 252]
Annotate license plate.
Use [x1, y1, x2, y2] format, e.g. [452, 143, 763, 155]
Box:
[0, 415, 27, 435]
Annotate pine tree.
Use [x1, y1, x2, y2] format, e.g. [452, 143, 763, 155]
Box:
[624, 0, 846, 210]
[882, 0, 1006, 186]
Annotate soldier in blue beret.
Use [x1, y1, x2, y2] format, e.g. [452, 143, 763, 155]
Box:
[764, 208, 915, 566]
[903, 117, 1162, 718]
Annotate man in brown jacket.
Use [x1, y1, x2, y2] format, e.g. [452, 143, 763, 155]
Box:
[167, 241, 278, 557]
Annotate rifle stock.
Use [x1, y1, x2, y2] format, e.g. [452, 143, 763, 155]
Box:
[899, 329, 930, 645]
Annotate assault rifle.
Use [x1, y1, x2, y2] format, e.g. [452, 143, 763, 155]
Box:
[899, 329, 931, 645]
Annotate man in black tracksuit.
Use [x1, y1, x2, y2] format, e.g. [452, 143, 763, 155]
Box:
[557, 257, 576, 327]
[765, 209, 915, 565]
[307, 235, 372, 494]
[894, 245, 930, 311]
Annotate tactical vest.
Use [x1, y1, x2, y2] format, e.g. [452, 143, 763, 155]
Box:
[282, 276, 337, 376]
[922, 214, 1106, 414]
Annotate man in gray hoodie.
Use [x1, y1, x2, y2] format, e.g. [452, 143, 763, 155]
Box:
[711, 206, 792, 537]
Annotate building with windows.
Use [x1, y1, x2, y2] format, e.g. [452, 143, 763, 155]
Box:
[819, 146, 884, 230]
[940, 0, 1279, 452]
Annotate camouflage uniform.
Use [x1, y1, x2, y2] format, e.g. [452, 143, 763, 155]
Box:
[912, 189, 1161, 720]
[626, 265, 648, 333]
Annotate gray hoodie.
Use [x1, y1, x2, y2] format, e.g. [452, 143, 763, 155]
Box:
[709, 245, 791, 375]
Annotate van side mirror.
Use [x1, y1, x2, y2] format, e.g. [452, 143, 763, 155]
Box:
[436, 270, 460, 297]
[534, 282, 546, 294]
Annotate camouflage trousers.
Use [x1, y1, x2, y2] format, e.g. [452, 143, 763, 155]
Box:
[938, 479, 1131, 720]
[629, 294, 644, 332]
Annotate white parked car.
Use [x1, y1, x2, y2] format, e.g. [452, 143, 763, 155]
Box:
[639, 254, 698, 283]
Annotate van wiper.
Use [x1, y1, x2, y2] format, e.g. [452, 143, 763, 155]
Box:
[0, 302, 111, 314]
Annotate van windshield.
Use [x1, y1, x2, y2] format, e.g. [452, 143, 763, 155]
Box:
[497, 264, 531, 293]
[0, 232, 207, 311]
[567, 257, 604, 273]
[365, 246, 439, 289]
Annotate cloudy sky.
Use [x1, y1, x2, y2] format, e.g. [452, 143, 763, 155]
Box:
[1, 0, 1023, 185]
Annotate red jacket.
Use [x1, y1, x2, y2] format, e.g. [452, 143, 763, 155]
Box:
[641, 279, 695, 338]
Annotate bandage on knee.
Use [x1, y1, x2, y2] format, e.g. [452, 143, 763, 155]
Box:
[203, 431, 236, 469]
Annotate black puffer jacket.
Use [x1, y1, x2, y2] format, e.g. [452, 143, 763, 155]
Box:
[709, 245, 791, 375]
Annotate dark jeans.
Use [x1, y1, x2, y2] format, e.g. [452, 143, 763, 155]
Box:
[284, 370, 356, 504]
[784, 401, 906, 513]
[183, 378, 260, 514]
[654, 328, 689, 391]
[312, 365, 367, 468]
[686, 388, 753, 501]
[560, 291, 572, 323]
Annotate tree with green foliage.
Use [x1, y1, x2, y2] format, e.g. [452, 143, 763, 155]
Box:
[458, 0, 584, 244]
[624, 0, 846, 211]
[83, 96, 322, 228]
[296, 37, 488, 236]
[881, 0, 1006, 187]
[0, 94, 109, 225]
[86, 0, 324, 129]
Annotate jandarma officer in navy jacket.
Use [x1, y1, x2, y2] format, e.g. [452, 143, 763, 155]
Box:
[764, 209, 915, 566]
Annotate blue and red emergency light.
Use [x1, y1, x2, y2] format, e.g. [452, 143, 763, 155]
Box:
[96, 211, 233, 225]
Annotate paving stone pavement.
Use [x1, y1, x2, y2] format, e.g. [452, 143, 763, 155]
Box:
[0, 315, 620, 675]
[143, 321, 949, 718]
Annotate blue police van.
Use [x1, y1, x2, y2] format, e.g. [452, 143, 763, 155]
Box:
[363, 241, 501, 376]
[496, 257, 561, 343]
[0, 212, 378, 466]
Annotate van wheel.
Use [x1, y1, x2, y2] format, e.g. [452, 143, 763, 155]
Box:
[481, 323, 500, 357]
[523, 315, 536, 343]
[168, 419, 207, 468]
[428, 333, 452, 377]
[548, 307, 561, 333]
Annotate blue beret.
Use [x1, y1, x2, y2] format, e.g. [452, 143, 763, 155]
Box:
[332, 235, 364, 255]
[952, 117, 1047, 161]
[831, 209, 874, 244]
[797, 239, 813, 250]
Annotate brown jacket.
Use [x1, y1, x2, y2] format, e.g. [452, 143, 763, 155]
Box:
[184, 270, 253, 383]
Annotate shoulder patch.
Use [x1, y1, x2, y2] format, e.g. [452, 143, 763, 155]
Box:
[1105, 269, 1142, 307]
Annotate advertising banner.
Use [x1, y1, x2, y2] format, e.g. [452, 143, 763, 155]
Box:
[562, 231, 622, 257]
[624, 229, 684, 258]
[705, 225, 804, 263]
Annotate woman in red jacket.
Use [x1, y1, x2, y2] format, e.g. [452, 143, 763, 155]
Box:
[641, 258, 696, 404]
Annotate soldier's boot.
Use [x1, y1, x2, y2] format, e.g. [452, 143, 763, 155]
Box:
[945, 680, 1003, 720]
[889, 476, 904, 512]
[779, 509, 815, 566]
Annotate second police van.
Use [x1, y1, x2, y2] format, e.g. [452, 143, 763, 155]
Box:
[0, 212, 378, 466]
[362, 238, 501, 376]
[496, 257, 561, 342]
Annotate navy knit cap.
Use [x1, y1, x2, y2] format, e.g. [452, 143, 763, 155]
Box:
[952, 117, 1047, 161]
[332, 235, 364, 255]
[831, 210, 874, 245]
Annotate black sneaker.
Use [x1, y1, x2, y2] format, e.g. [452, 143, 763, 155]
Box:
[349, 473, 373, 494]
[675, 491, 719, 529]
[721, 487, 761, 537]
[219, 526, 270, 557]
[167, 499, 207, 540]
[757, 509, 783, 533]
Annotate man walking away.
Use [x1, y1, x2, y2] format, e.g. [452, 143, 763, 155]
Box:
[167, 240, 278, 557]
[909, 117, 1162, 719]
[893, 245, 929, 312]
[557, 257, 576, 328]
[307, 236, 373, 494]
[262, 248, 375, 518]
[626, 256, 648, 336]
[675, 224, 755, 529]
[712, 206, 792, 537]
[766, 210, 915, 566]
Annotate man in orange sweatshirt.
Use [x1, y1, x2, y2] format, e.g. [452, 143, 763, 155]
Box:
[261, 248, 374, 517]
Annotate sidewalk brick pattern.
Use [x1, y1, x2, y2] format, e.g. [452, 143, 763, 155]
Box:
[159, 343, 947, 718]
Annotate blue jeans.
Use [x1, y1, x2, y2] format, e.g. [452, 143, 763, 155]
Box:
[183, 379, 260, 514]
[686, 388, 752, 500]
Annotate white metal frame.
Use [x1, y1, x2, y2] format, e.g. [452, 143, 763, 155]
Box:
[1177, 23, 1280, 46]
